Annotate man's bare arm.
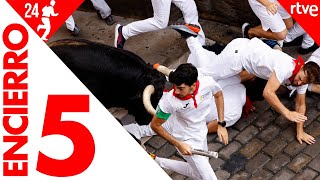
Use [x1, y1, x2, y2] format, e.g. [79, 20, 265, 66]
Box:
[263, 72, 307, 123]
[309, 84, 320, 93]
[214, 91, 224, 123]
[257, 0, 279, 15]
[257, 0, 272, 6]
[295, 93, 315, 144]
[150, 116, 192, 155]
[213, 91, 228, 145]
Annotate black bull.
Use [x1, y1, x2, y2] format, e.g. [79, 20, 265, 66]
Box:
[49, 39, 166, 125]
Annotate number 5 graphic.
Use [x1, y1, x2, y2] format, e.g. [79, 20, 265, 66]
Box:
[37, 95, 95, 177]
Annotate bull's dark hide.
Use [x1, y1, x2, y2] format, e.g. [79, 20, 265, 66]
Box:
[242, 78, 267, 102]
[49, 39, 166, 125]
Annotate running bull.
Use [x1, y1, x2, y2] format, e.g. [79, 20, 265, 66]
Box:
[49, 39, 166, 125]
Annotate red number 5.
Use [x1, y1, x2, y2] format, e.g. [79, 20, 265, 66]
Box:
[37, 95, 95, 177]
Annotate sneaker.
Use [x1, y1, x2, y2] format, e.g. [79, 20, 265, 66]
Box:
[96, 11, 115, 26]
[104, 15, 115, 26]
[298, 43, 319, 54]
[242, 22, 251, 38]
[272, 40, 283, 50]
[262, 39, 281, 49]
[170, 23, 200, 39]
[114, 24, 126, 49]
[277, 40, 284, 48]
[70, 24, 80, 36]
[283, 36, 303, 47]
[202, 43, 226, 54]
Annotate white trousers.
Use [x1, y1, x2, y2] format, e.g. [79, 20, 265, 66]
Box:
[187, 37, 246, 80]
[248, 0, 290, 33]
[65, 0, 111, 30]
[156, 138, 217, 180]
[91, 0, 112, 19]
[65, 15, 75, 31]
[122, 0, 205, 45]
[284, 22, 314, 49]
[124, 123, 217, 180]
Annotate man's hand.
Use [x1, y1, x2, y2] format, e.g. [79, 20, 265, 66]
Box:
[266, 2, 280, 15]
[217, 125, 228, 145]
[176, 142, 192, 156]
[297, 131, 316, 145]
[285, 111, 307, 123]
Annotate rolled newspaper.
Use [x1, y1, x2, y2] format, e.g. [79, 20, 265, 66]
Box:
[191, 148, 219, 159]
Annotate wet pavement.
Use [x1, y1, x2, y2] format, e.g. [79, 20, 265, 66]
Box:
[50, 10, 320, 180]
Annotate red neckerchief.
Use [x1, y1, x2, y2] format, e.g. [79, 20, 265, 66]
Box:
[242, 96, 255, 118]
[289, 56, 304, 83]
[173, 80, 199, 108]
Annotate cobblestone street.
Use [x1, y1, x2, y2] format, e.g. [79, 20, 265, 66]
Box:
[51, 10, 320, 180]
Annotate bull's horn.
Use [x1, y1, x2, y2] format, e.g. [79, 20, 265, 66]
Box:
[153, 63, 173, 77]
[143, 85, 156, 116]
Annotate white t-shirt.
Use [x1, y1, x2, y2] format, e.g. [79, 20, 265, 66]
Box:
[156, 76, 221, 142]
[307, 48, 320, 65]
[241, 38, 308, 94]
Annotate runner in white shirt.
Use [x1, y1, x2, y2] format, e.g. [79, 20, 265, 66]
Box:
[242, 0, 293, 43]
[288, 48, 320, 96]
[114, 0, 205, 49]
[171, 24, 320, 145]
[64, 1, 114, 36]
[126, 63, 227, 180]
[125, 74, 246, 137]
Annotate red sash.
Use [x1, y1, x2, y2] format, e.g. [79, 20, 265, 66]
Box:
[173, 80, 199, 108]
[289, 56, 304, 83]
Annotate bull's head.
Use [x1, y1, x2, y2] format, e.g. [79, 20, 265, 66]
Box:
[142, 64, 173, 116]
